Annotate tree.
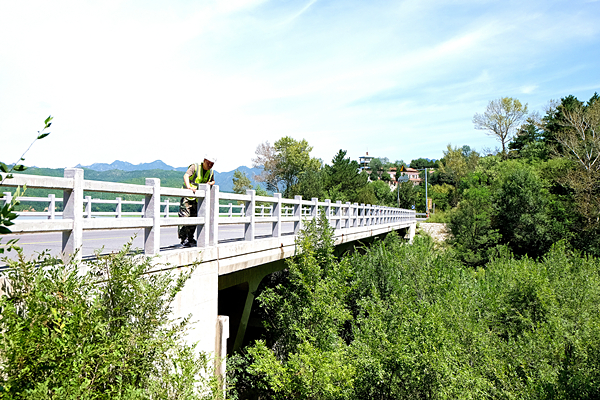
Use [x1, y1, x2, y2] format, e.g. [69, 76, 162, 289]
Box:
[370, 180, 394, 206]
[396, 180, 418, 209]
[252, 141, 280, 193]
[252, 137, 321, 197]
[552, 93, 600, 230]
[232, 169, 253, 194]
[409, 158, 438, 169]
[449, 181, 501, 267]
[430, 183, 454, 212]
[293, 168, 327, 200]
[508, 115, 549, 161]
[492, 164, 555, 258]
[437, 144, 479, 186]
[473, 97, 529, 157]
[554, 93, 600, 174]
[323, 150, 368, 203]
[367, 157, 389, 180]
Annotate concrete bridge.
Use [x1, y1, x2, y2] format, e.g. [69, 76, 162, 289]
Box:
[1, 168, 417, 375]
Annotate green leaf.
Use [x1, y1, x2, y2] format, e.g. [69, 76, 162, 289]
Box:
[45, 115, 53, 125]
[0, 226, 12, 234]
[0, 163, 9, 173]
[37, 132, 50, 140]
[13, 165, 27, 172]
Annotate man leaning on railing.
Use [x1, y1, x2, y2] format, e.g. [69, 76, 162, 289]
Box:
[178, 156, 216, 248]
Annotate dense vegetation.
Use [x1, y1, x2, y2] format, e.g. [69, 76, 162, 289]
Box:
[0, 244, 220, 399]
[228, 214, 600, 399]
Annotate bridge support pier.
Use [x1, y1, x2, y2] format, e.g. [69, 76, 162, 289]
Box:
[409, 222, 416, 243]
[218, 259, 287, 354]
[232, 277, 261, 352]
[172, 259, 220, 355]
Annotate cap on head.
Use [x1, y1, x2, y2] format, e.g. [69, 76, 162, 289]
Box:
[204, 155, 217, 164]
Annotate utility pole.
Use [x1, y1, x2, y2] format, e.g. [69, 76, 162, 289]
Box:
[425, 167, 428, 215]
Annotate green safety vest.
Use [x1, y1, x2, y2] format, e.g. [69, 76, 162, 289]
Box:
[185, 163, 214, 200]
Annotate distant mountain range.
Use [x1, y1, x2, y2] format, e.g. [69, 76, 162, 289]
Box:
[75, 160, 263, 193]
[75, 160, 189, 172]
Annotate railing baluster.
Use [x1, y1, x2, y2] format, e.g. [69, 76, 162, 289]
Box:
[273, 193, 281, 238]
[116, 197, 122, 218]
[2, 192, 11, 208]
[164, 198, 170, 218]
[335, 200, 342, 230]
[62, 168, 84, 261]
[144, 178, 161, 255]
[210, 185, 219, 246]
[244, 189, 255, 241]
[48, 193, 55, 220]
[197, 184, 210, 248]
[85, 196, 92, 218]
[294, 195, 302, 235]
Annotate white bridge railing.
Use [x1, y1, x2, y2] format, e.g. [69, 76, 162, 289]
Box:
[1, 169, 416, 259]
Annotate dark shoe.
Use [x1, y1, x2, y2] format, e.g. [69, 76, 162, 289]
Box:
[188, 238, 197, 247]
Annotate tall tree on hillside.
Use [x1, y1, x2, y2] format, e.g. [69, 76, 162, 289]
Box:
[324, 150, 368, 203]
[232, 169, 253, 194]
[252, 137, 321, 197]
[473, 97, 529, 157]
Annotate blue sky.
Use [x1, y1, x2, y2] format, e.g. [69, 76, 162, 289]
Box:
[1, 0, 599, 172]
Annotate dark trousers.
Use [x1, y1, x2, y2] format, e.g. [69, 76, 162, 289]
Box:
[178, 197, 198, 242]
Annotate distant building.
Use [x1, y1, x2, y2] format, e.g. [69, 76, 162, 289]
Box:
[358, 152, 374, 171]
[359, 153, 433, 188]
[397, 165, 422, 185]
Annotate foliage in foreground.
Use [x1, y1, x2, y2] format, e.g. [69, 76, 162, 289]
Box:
[1, 116, 52, 254]
[0, 243, 220, 399]
[229, 215, 600, 399]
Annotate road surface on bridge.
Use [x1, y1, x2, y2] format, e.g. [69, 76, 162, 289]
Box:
[0, 222, 295, 265]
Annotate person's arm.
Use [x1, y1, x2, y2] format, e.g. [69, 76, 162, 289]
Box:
[183, 173, 196, 193]
[184, 165, 196, 193]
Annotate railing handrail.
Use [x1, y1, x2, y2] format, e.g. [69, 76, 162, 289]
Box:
[1, 169, 417, 259]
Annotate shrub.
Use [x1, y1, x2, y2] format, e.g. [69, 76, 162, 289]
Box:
[0, 243, 219, 399]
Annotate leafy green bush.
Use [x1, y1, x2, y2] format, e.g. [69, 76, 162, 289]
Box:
[426, 209, 451, 223]
[492, 163, 556, 258]
[449, 183, 501, 267]
[0, 243, 219, 399]
[230, 220, 600, 399]
[228, 212, 355, 400]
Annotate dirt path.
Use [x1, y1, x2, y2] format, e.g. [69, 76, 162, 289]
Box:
[418, 223, 449, 243]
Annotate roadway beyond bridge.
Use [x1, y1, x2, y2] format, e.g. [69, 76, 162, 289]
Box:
[1, 168, 417, 378]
